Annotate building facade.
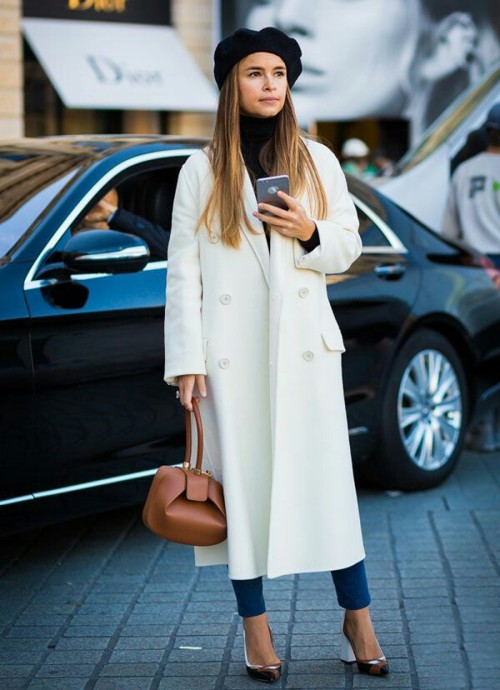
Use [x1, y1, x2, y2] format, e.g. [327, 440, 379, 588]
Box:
[1, 0, 498, 156]
[0, 0, 217, 139]
[0, 0, 23, 137]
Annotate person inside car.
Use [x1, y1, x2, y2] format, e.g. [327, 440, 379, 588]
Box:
[79, 189, 169, 260]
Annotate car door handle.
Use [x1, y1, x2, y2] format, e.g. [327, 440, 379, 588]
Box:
[374, 263, 406, 279]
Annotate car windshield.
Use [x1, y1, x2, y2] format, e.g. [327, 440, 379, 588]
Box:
[0, 143, 90, 260]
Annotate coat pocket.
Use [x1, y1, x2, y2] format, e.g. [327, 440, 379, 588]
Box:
[321, 328, 345, 353]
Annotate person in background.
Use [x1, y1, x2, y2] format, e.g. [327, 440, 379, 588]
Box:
[443, 102, 500, 453]
[341, 139, 379, 181]
[81, 189, 169, 260]
[450, 125, 489, 175]
[372, 149, 396, 178]
[442, 103, 500, 266]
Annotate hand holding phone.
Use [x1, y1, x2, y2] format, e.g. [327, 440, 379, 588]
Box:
[256, 175, 290, 212]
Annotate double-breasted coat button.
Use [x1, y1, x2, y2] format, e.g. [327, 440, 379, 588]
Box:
[298, 287, 309, 298]
[209, 232, 219, 243]
[219, 358, 230, 369]
[220, 294, 232, 305]
[303, 351, 314, 362]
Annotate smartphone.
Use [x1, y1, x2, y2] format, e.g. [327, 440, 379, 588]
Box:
[256, 175, 290, 212]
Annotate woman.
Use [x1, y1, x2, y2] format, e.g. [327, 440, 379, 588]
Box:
[164, 27, 388, 682]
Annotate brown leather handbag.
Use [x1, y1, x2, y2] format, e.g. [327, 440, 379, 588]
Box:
[142, 397, 227, 546]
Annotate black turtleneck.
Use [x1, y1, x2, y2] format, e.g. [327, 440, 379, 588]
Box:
[240, 114, 276, 182]
[239, 114, 320, 253]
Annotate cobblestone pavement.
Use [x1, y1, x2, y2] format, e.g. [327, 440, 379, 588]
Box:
[1, 449, 499, 690]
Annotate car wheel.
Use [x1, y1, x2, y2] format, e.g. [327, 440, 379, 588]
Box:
[366, 329, 469, 490]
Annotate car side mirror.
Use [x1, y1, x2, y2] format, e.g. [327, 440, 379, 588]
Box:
[62, 229, 150, 274]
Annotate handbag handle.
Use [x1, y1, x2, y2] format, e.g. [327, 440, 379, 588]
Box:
[183, 398, 204, 472]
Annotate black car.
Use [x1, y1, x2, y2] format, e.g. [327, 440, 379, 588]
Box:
[1, 136, 499, 534]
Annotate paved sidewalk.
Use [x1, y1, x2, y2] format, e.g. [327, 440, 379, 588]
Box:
[1, 449, 499, 690]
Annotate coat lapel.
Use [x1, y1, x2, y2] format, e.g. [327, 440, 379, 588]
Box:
[241, 170, 270, 287]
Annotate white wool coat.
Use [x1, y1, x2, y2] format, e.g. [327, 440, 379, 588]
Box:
[164, 139, 365, 579]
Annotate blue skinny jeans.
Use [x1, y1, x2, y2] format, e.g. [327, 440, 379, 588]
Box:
[231, 559, 371, 618]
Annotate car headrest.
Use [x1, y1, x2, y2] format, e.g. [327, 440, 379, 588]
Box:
[118, 168, 180, 233]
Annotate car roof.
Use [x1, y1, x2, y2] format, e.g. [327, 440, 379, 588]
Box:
[0, 135, 209, 162]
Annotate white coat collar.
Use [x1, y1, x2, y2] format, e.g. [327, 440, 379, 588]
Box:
[241, 168, 270, 287]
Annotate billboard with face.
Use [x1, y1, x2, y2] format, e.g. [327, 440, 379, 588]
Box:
[221, 0, 499, 141]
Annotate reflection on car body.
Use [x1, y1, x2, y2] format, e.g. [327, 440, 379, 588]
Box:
[1, 135, 499, 534]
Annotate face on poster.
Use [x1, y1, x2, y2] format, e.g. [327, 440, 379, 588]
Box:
[221, 0, 499, 139]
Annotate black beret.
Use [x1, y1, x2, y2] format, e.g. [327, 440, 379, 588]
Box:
[214, 27, 302, 90]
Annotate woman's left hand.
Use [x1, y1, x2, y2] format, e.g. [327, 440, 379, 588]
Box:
[253, 191, 316, 242]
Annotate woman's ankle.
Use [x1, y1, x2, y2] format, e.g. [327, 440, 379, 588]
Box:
[243, 612, 269, 630]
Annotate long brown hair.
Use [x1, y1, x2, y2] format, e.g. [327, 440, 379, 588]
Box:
[197, 64, 328, 248]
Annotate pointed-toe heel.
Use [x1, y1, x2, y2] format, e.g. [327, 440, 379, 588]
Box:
[243, 626, 282, 684]
[340, 618, 389, 676]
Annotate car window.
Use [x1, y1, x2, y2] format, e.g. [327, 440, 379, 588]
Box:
[356, 206, 391, 248]
[70, 165, 181, 264]
[0, 169, 79, 261]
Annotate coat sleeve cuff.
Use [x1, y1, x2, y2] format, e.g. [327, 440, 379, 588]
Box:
[298, 226, 320, 253]
[294, 220, 362, 274]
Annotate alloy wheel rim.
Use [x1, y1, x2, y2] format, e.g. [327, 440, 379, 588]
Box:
[397, 349, 462, 471]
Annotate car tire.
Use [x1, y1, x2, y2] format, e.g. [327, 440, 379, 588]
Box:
[360, 329, 469, 490]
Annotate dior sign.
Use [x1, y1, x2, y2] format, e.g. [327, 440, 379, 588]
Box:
[22, 19, 217, 111]
[23, 0, 170, 25]
[68, 0, 127, 11]
[87, 56, 162, 86]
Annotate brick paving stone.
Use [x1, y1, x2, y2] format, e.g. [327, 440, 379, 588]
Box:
[182, 612, 239, 624]
[415, 677, 468, 689]
[43, 650, 103, 664]
[119, 624, 175, 637]
[94, 679, 154, 690]
[108, 649, 164, 663]
[69, 614, 124, 626]
[167, 647, 225, 662]
[0, 665, 35, 678]
[158, 678, 218, 689]
[114, 636, 171, 649]
[99, 662, 159, 677]
[27, 679, 89, 690]
[0, 652, 45, 666]
[290, 646, 337, 660]
[34, 663, 95, 678]
[186, 601, 235, 613]
[223, 677, 266, 690]
[162, 660, 221, 676]
[176, 623, 231, 636]
[173, 635, 227, 648]
[3, 681, 31, 690]
[352, 675, 413, 688]
[15, 615, 68, 627]
[54, 637, 111, 650]
[63, 625, 118, 637]
[283, 675, 346, 688]
[286, 659, 345, 674]
[6, 626, 62, 639]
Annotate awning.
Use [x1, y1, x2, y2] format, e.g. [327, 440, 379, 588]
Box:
[23, 18, 217, 112]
